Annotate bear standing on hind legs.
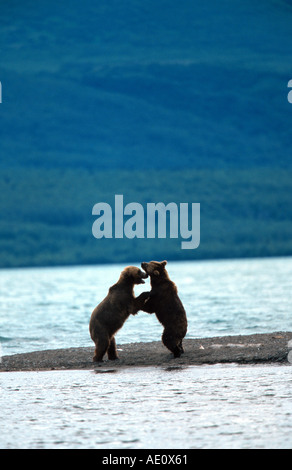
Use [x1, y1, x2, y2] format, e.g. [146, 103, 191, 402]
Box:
[141, 260, 187, 358]
[89, 266, 148, 362]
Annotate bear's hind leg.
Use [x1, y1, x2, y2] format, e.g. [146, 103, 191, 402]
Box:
[178, 339, 184, 354]
[162, 330, 182, 358]
[93, 335, 110, 362]
[107, 337, 119, 360]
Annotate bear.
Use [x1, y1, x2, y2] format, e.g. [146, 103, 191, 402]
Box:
[140, 260, 187, 358]
[89, 266, 148, 362]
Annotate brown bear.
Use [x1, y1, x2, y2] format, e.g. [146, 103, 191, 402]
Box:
[89, 266, 148, 362]
[141, 260, 187, 358]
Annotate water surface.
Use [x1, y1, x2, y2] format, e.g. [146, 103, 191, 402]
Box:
[1, 364, 291, 449]
[0, 257, 291, 356]
[1, 257, 291, 449]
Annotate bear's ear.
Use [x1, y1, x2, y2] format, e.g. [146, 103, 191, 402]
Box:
[153, 270, 160, 276]
[161, 260, 167, 267]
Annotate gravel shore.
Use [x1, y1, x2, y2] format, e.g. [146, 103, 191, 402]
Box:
[1, 332, 291, 372]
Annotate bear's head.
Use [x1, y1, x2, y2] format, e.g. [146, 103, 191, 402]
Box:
[120, 266, 148, 285]
[141, 260, 168, 280]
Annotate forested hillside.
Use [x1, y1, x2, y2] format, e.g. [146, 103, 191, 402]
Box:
[0, 0, 291, 267]
[0, 168, 291, 267]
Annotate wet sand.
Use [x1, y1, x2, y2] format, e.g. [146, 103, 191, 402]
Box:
[1, 332, 291, 372]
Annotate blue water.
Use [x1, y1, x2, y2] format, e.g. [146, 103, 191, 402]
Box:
[1, 364, 292, 449]
[0, 257, 291, 357]
[1, 258, 292, 449]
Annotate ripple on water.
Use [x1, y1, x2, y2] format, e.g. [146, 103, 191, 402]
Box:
[0, 364, 291, 449]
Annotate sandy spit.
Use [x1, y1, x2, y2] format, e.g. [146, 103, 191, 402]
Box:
[1, 332, 291, 372]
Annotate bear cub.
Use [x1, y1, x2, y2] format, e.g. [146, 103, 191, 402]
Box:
[141, 260, 187, 358]
[89, 266, 148, 362]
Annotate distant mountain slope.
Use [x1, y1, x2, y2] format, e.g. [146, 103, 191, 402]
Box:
[0, 167, 291, 268]
[1, 1, 292, 267]
[0, 0, 291, 170]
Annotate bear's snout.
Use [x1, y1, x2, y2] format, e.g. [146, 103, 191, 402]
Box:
[138, 269, 148, 283]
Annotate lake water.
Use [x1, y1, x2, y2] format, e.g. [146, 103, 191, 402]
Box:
[0, 257, 291, 356]
[0, 257, 292, 449]
[1, 364, 291, 449]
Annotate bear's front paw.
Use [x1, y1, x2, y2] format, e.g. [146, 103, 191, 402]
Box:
[139, 291, 150, 301]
